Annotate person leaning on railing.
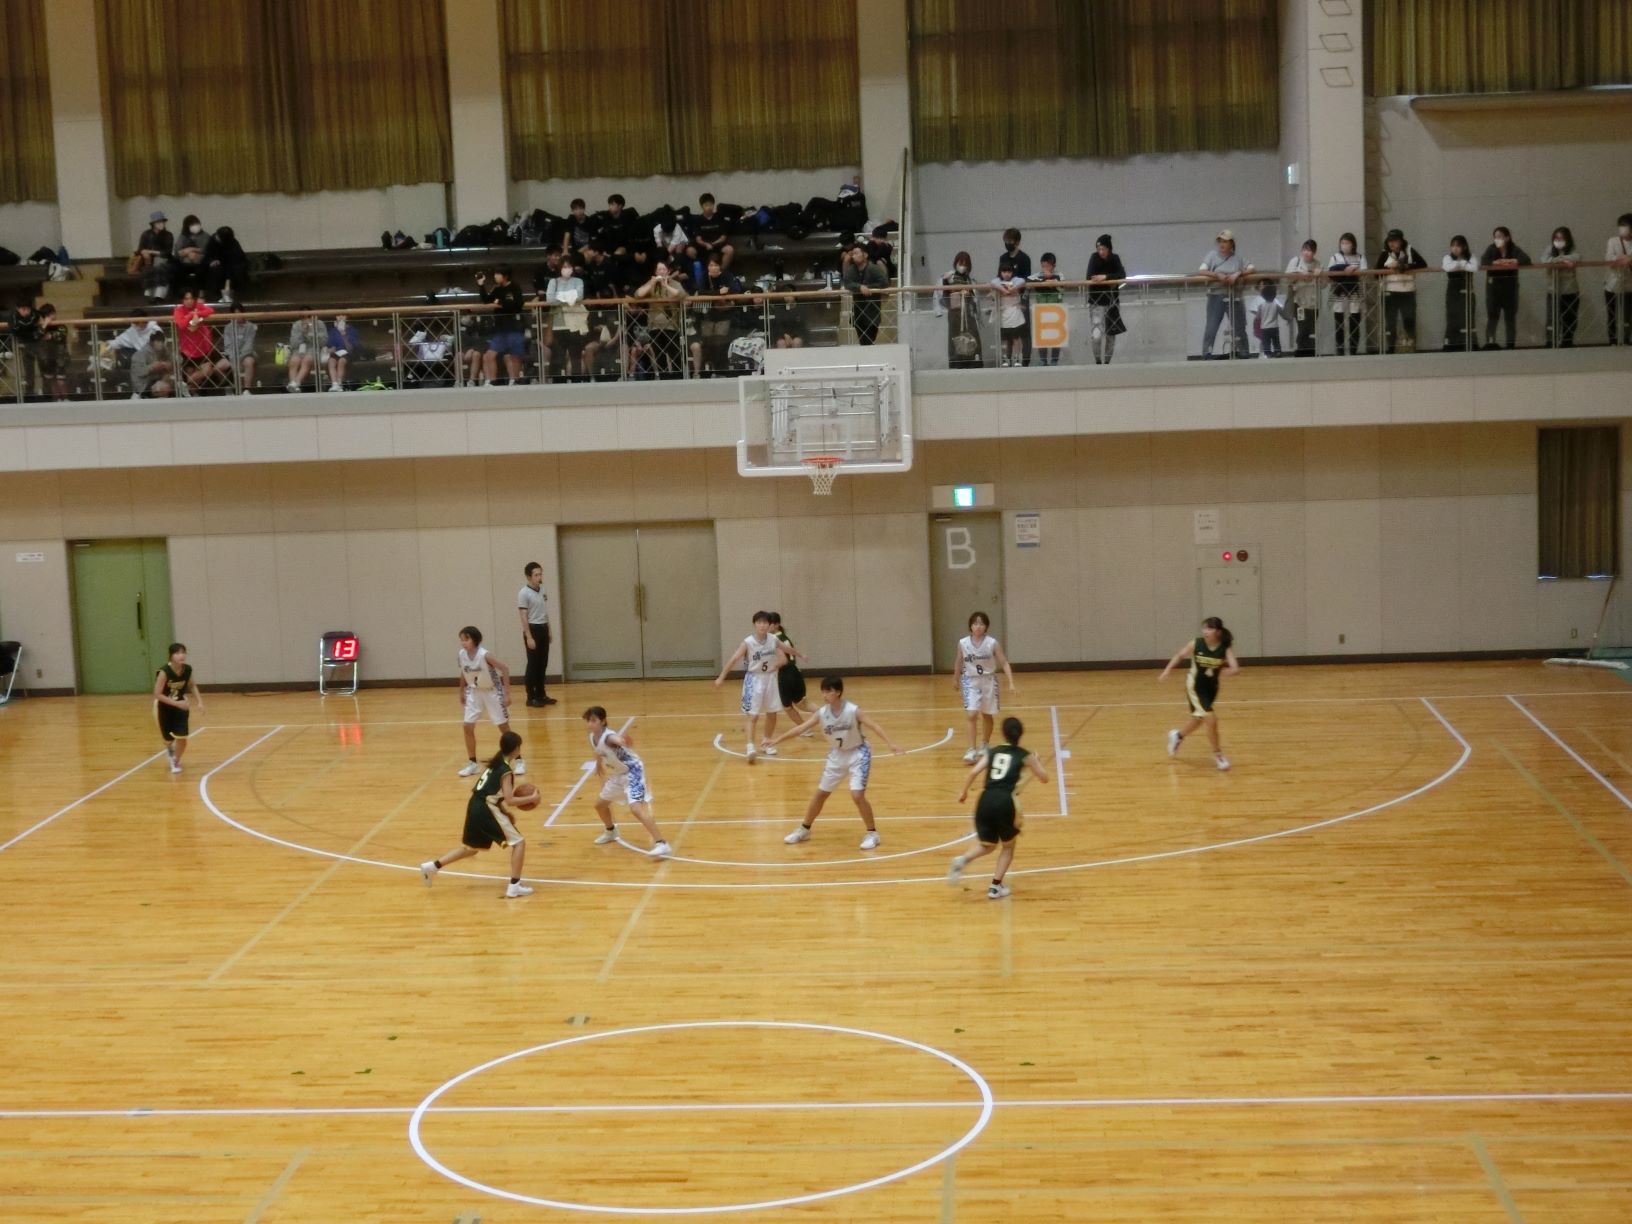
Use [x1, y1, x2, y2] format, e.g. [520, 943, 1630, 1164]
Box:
[1377, 229, 1427, 354]
[842, 244, 888, 346]
[1544, 227, 1581, 349]
[1606, 213, 1632, 346]
[1327, 233, 1367, 356]
[1481, 227, 1531, 350]
[1441, 236, 1480, 351]
[1284, 240, 1321, 357]
[633, 258, 687, 378]
[1199, 229, 1251, 360]
[544, 256, 594, 381]
[935, 252, 983, 369]
[477, 266, 528, 386]
[6, 300, 42, 397]
[1085, 235, 1126, 366]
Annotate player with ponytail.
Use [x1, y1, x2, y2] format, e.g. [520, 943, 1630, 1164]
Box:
[1159, 616, 1240, 771]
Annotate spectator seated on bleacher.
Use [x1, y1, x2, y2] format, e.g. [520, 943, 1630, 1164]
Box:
[325, 314, 364, 391]
[691, 254, 742, 378]
[204, 226, 250, 305]
[285, 312, 321, 392]
[135, 211, 174, 300]
[173, 215, 210, 293]
[130, 333, 175, 398]
[220, 315, 257, 390]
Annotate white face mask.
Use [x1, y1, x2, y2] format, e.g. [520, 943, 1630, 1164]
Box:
[189, 225, 202, 235]
[955, 264, 969, 274]
[1553, 240, 1566, 251]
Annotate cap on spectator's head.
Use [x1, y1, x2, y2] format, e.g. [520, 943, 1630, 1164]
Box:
[1386, 228, 1405, 243]
[150, 210, 167, 223]
[1216, 228, 1234, 242]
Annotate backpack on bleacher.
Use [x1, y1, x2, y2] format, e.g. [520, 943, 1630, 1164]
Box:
[484, 217, 513, 245]
[800, 196, 836, 232]
[452, 224, 490, 248]
[834, 192, 868, 233]
[0, 245, 20, 267]
[716, 203, 746, 232]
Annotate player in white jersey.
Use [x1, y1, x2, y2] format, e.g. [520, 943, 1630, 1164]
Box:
[583, 706, 672, 857]
[714, 610, 789, 761]
[455, 626, 523, 778]
[955, 611, 1016, 763]
[768, 675, 902, 849]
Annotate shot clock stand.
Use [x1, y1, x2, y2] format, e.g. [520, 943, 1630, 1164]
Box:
[318, 631, 360, 696]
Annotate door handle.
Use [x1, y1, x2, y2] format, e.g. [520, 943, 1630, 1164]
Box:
[638, 584, 647, 622]
[634, 583, 643, 621]
[136, 592, 144, 636]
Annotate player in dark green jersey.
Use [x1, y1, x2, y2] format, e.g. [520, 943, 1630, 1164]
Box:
[1159, 616, 1240, 771]
[948, 716, 1050, 899]
[152, 642, 204, 774]
[420, 730, 534, 898]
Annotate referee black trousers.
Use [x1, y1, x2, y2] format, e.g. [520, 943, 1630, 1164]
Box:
[523, 624, 551, 703]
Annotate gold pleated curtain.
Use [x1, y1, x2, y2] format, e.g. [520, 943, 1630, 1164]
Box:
[502, 0, 860, 180]
[1369, 0, 1632, 95]
[1538, 427, 1621, 580]
[0, 0, 56, 203]
[98, 0, 451, 197]
[909, 0, 1280, 163]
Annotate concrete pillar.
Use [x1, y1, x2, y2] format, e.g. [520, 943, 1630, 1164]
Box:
[43, 0, 116, 258]
[443, 0, 510, 226]
[857, 0, 912, 216]
[1279, 0, 1366, 260]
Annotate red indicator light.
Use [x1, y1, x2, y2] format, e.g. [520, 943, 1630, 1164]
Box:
[1221, 551, 1233, 561]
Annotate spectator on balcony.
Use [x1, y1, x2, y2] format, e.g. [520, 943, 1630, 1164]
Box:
[174, 215, 210, 292]
[1481, 226, 1531, 350]
[172, 289, 220, 392]
[842, 244, 888, 346]
[1441, 235, 1479, 351]
[1285, 240, 1321, 356]
[1377, 228, 1426, 354]
[136, 211, 173, 300]
[866, 226, 896, 279]
[33, 303, 70, 399]
[220, 313, 258, 390]
[1029, 254, 1064, 366]
[634, 258, 686, 377]
[690, 193, 733, 275]
[285, 310, 321, 392]
[1253, 282, 1285, 358]
[1543, 226, 1580, 349]
[1607, 213, 1632, 345]
[324, 312, 362, 392]
[999, 228, 1032, 364]
[564, 198, 596, 258]
[690, 253, 742, 377]
[102, 318, 163, 381]
[7, 300, 42, 397]
[768, 284, 806, 350]
[1328, 233, 1367, 355]
[600, 193, 635, 255]
[653, 214, 689, 261]
[130, 332, 175, 398]
[1199, 230, 1251, 359]
[1086, 235, 1126, 366]
[936, 251, 983, 369]
[203, 225, 249, 306]
[989, 258, 1027, 367]
[545, 256, 594, 381]
[579, 244, 615, 301]
[478, 266, 528, 386]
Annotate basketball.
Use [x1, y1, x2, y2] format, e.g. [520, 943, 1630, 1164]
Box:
[510, 783, 541, 810]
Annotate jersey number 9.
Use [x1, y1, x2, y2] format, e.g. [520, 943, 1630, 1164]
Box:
[988, 753, 1012, 780]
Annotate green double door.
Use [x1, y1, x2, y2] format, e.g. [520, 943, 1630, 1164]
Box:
[70, 539, 175, 694]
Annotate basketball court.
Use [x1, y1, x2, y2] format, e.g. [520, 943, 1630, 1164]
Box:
[3, 659, 1631, 1220]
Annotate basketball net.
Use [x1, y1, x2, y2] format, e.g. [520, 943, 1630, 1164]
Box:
[802, 457, 841, 496]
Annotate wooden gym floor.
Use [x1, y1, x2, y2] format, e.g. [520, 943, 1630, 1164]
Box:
[2, 661, 1631, 1221]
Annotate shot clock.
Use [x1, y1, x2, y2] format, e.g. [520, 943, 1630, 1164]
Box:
[318, 630, 360, 696]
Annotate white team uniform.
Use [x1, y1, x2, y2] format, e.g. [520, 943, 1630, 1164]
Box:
[459, 645, 508, 726]
[739, 633, 784, 716]
[592, 727, 649, 805]
[817, 700, 873, 793]
[959, 635, 1001, 715]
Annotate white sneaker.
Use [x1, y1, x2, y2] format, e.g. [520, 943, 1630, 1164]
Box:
[169, 759, 182, 774]
[457, 760, 480, 777]
[327, 383, 344, 392]
[783, 825, 811, 845]
[1215, 754, 1231, 772]
[651, 841, 673, 858]
[513, 757, 526, 776]
[594, 827, 618, 845]
[285, 382, 300, 393]
[859, 831, 881, 850]
[419, 861, 437, 886]
[978, 742, 989, 756]
[987, 882, 1011, 900]
[962, 747, 980, 764]
[760, 742, 778, 757]
[504, 882, 534, 898]
[746, 742, 758, 763]
[948, 855, 966, 883]
[1166, 730, 1182, 757]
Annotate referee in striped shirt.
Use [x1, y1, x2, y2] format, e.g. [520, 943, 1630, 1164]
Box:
[518, 562, 555, 707]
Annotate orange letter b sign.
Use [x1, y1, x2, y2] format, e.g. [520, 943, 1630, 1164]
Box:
[1032, 303, 1068, 349]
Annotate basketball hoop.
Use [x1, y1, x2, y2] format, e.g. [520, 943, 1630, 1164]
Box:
[802, 455, 843, 495]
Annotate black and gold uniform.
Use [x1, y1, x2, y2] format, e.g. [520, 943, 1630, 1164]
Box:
[775, 628, 807, 708]
[1186, 636, 1229, 716]
[462, 757, 520, 850]
[154, 663, 194, 742]
[974, 744, 1029, 844]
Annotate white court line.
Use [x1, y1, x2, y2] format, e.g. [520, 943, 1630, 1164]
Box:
[0, 730, 206, 854]
[188, 686, 1632, 733]
[544, 717, 633, 827]
[1508, 695, 1632, 812]
[5, 1089, 1631, 1121]
[711, 728, 954, 761]
[1050, 705, 1069, 817]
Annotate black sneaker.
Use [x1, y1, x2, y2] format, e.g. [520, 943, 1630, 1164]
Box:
[542, 696, 558, 706]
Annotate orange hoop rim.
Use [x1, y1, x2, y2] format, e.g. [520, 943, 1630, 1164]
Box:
[800, 455, 844, 468]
